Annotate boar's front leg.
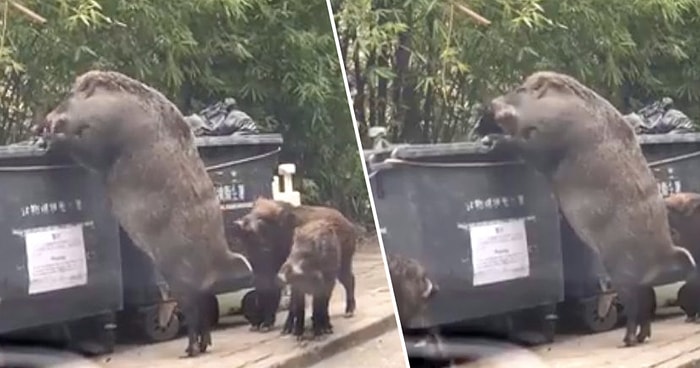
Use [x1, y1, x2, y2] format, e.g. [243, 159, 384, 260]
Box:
[282, 288, 297, 335]
[481, 133, 560, 174]
[312, 281, 335, 336]
[288, 287, 306, 340]
[338, 256, 356, 318]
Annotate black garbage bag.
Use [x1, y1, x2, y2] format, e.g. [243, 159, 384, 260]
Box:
[625, 97, 696, 134]
[184, 98, 260, 137]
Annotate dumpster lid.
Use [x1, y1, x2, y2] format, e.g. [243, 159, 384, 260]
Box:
[0, 144, 49, 159]
[638, 133, 700, 145]
[195, 134, 283, 147]
[390, 141, 492, 160]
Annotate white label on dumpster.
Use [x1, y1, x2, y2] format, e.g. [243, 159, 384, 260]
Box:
[469, 218, 529, 286]
[25, 224, 88, 295]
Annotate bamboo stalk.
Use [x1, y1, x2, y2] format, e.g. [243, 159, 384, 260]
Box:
[8, 1, 46, 24]
[450, 1, 491, 26]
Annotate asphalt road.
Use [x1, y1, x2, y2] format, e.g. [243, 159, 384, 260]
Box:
[309, 330, 408, 368]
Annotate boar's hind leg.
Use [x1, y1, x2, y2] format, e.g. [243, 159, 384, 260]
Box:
[179, 294, 202, 357]
[197, 293, 213, 353]
[338, 257, 356, 317]
[260, 286, 282, 332]
[636, 287, 654, 344]
[618, 286, 643, 347]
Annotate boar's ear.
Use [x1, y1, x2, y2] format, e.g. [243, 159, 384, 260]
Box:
[528, 73, 570, 99]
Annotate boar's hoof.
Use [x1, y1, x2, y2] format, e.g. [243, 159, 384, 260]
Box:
[685, 315, 697, 323]
[259, 325, 273, 333]
[199, 337, 211, 353]
[622, 336, 638, 348]
[249, 324, 261, 332]
[322, 321, 334, 334]
[636, 333, 649, 344]
[343, 311, 354, 318]
[185, 345, 200, 358]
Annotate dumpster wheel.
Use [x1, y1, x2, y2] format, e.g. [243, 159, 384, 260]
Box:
[141, 306, 181, 343]
[241, 290, 260, 325]
[580, 298, 619, 333]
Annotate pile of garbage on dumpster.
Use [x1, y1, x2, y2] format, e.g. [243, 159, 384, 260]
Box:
[623, 97, 697, 134]
[184, 98, 260, 137]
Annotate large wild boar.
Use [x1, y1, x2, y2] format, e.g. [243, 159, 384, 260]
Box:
[231, 197, 357, 332]
[480, 71, 696, 347]
[277, 219, 341, 339]
[386, 253, 439, 326]
[38, 70, 252, 357]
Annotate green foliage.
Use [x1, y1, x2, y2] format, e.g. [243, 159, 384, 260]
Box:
[1, 0, 373, 226]
[335, 0, 700, 144]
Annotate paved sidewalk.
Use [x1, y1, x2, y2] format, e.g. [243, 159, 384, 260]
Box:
[535, 311, 700, 368]
[93, 238, 401, 368]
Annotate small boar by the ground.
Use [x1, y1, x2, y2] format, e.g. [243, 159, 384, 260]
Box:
[665, 192, 700, 261]
[386, 253, 439, 327]
[231, 197, 357, 332]
[677, 277, 700, 322]
[38, 70, 252, 357]
[480, 71, 696, 347]
[276, 219, 340, 339]
[664, 192, 700, 322]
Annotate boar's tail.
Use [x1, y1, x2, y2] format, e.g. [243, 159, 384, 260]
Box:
[641, 246, 697, 286]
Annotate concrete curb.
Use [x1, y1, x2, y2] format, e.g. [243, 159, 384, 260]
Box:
[657, 349, 700, 368]
[266, 313, 398, 368]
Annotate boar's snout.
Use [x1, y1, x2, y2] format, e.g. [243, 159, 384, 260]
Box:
[233, 216, 258, 235]
[277, 261, 305, 284]
[490, 97, 518, 125]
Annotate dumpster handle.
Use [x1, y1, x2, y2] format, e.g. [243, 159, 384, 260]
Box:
[0, 148, 282, 172]
[376, 150, 700, 171]
[367, 157, 521, 180]
[0, 163, 78, 171]
[204, 147, 281, 171]
[647, 150, 700, 168]
[381, 157, 522, 168]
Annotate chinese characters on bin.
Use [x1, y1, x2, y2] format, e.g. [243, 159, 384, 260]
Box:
[465, 195, 525, 213]
[20, 199, 83, 218]
[216, 183, 246, 202]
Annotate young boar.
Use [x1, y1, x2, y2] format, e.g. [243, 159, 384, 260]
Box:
[277, 219, 340, 339]
[386, 253, 439, 326]
[665, 192, 700, 261]
[664, 192, 700, 323]
[38, 70, 252, 357]
[677, 277, 700, 322]
[231, 197, 357, 332]
[480, 71, 696, 347]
